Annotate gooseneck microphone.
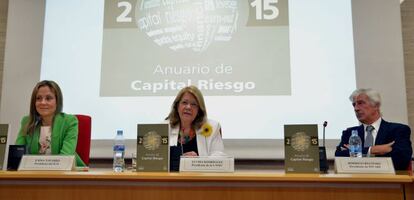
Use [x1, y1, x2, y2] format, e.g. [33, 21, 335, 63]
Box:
[323, 121, 327, 146]
[319, 121, 329, 173]
[27, 115, 41, 154]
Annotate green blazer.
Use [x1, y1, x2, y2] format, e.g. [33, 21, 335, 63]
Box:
[15, 113, 86, 167]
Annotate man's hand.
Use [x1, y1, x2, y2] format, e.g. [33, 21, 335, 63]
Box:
[342, 144, 350, 151]
[370, 141, 395, 155]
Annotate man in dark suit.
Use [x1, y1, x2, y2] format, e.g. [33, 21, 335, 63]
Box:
[335, 88, 412, 170]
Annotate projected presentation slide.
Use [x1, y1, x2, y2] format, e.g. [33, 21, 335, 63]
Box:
[101, 0, 290, 96]
[41, 0, 357, 140]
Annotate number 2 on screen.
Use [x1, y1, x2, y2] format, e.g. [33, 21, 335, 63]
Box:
[117, 1, 132, 22]
[250, 0, 279, 20]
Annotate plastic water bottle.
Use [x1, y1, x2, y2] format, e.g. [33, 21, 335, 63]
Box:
[113, 129, 125, 172]
[348, 130, 362, 158]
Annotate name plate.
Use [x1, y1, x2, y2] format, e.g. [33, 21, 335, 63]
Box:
[179, 156, 234, 172]
[335, 157, 395, 174]
[18, 155, 75, 171]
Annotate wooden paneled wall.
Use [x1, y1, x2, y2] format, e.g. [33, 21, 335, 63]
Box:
[0, 0, 8, 105]
[402, 0, 414, 139]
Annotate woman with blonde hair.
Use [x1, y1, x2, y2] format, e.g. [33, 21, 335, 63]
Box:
[166, 86, 224, 156]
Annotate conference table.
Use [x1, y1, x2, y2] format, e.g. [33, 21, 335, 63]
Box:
[0, 169, 413, 200]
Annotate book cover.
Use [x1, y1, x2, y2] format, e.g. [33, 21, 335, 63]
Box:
[136, 123, 169, 172]
[284, 124, 320, 173]
[0, 124, 9, 170]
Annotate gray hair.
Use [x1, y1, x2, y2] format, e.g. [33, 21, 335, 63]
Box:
[349, 88, 381, 107]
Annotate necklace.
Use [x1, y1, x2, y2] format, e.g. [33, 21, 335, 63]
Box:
[179, 127, 195, 145]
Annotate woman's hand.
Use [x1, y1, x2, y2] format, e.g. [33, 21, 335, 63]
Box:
[182, 151, 198, 157]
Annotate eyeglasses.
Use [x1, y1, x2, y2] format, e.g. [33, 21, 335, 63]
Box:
[179, 100, 199, 108]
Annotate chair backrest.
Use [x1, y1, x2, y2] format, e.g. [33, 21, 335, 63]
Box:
[75, 115, 91, 166]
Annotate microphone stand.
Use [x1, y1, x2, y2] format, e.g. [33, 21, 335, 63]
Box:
[323, 121, 326, 147]
[319, 121, 329, 173]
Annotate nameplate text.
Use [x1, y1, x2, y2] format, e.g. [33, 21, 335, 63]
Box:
[18, 155, 75, 171]
[335, 157, 395, 174]
[180, 156, 234, 172]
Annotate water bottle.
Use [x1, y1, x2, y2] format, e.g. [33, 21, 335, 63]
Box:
[348, 130, 362, 158]
[113, 129, 125, 172]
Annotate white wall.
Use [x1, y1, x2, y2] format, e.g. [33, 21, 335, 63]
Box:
[0, 0, 45, 143]
[0, 0, 408, 159]
[352, 0, 408, 124]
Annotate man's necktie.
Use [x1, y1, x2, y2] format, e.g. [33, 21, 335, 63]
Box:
[364, 125, 374, 147]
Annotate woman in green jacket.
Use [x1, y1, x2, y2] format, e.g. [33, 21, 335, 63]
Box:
[15, 80, 85, 167]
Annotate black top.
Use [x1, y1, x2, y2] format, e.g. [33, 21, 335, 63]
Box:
[178, 135, 199, 155]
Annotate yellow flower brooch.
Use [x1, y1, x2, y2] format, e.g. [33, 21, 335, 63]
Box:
[201, 123, 212, 137]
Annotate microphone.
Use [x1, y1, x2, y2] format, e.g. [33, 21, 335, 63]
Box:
[34, 115, 41, 126]
[319, 121, 329, 173]
[323, 121, 327, 146]
[27, 115, 41, 154]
